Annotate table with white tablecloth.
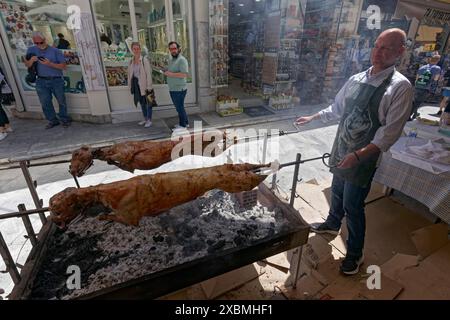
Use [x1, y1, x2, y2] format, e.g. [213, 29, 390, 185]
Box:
[374, 137, 450, 224]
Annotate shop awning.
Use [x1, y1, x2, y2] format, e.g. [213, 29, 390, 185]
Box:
[394, 0, 450, 20]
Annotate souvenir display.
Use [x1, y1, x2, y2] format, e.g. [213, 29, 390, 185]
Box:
[216, 95, 242, 117]
[209, 0, 229, 88]
[0, 1, 85, 93]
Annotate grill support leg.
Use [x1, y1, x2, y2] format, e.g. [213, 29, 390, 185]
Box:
[20, 161, 47, 225]
[0, 232, 21, 285]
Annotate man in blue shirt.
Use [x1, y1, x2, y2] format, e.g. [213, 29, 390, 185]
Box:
[410, 54, 442, 120]
[24, 31, 71, 129]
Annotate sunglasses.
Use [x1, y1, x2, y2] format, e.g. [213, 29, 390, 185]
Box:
[34, 41, 44, 45]
[169, 47, 178, 51]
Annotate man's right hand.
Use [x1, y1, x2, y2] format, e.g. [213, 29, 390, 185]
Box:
[25, 56, 38, 67]
[295, 115, 315, 125]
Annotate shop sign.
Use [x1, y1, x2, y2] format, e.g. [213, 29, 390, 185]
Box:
[423, 8, 450, 25]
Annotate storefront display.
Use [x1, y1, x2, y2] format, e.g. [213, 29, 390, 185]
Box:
[0, 0, 196, 120]
[210, 0, 229, 88]
[216, 94, 242, 117]
[0, 0, 84, 93]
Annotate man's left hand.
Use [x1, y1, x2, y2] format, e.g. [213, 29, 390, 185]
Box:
[337, 153, 359, 169]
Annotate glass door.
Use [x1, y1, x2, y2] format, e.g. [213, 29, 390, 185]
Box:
[93, 0, 196, 112]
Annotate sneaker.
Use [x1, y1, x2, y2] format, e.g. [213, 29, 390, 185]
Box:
[62, 122, 71, 128]
[45, 122, 60, 129]
[311, 222, 340, 236]
[340, 254, 364, 275]
[173, 124, 190, 130]
[138, 120, 146, 126]
[5, 127, 13, 133]
[144, 120, 152, 128]
[0, 132, 7, 141]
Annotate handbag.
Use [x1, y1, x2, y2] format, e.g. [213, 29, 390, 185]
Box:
[145, 89, 158, 107]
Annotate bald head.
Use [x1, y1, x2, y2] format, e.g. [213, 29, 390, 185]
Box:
[378, 28, 407, 49]
[371, 28, 407, 74]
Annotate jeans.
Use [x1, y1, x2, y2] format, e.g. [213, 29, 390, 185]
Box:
[138, 95, 152, 120]
[170, 89, 188, 127]
[36, 77, 71, 124]
[0, 104, 9, 127]
[325, 174, 373, 258]
[411, 88, 431, 118]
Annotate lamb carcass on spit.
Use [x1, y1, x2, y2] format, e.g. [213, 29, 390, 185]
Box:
[70, 132, 230, 177]
[50, 163, 269, 228]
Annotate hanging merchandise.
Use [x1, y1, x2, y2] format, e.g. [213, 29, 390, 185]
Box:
[209, 0, 229, 89]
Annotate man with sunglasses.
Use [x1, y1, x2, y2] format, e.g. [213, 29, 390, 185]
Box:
[24, 31, 71, 129]
[165, 41, 189, 130]
[295, 28, 414, 275]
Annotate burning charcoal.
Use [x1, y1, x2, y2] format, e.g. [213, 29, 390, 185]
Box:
[165, 252, 175, 264]
[181, 226, 194, 238]
[211, 240, 226, 250]
[233, 235, 246, 246]
[182, 240, 205, 256]
[153, 235, 164, 243]
[238, 228, 251, 237]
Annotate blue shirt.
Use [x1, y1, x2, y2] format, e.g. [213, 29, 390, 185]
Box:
[26, 46, 65, 77]
[415, 64, 441, 90]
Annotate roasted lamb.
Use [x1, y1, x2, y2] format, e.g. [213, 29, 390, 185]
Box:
[50, 163, 269, 227]
[70, 132, 230, 177]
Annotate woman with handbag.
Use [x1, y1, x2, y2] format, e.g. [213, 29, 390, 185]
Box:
[128, 42, 154, 128]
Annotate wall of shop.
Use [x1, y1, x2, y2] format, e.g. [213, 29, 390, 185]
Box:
[193, 0, 216, 113]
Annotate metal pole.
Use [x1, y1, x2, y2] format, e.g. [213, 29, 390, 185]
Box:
[290, 153, 302, 207]
[0, 207, 50, 221]
[19, 161, 47, 225]
[262, 133, 268, 164]
[0, 159, 71, 171]
[73, 176, 81, 189]
[128, 0, 139, 41]
[18, 204, 37, 247]
[0, 232, 21, 285]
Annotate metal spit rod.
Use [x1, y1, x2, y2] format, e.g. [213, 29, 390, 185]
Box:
[0, 159, 71, 171]
[0, 207, 50, 221]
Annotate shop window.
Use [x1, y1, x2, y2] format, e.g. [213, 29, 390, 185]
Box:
[136, 0, 168, 85]
[0, 0, 85, 93]
[135, 0, 192, 85]
[93, 0, 133, 87]
[172, 0, 192, 83]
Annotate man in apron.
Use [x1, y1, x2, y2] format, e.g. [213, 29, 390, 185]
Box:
[295, 28, 414, 275]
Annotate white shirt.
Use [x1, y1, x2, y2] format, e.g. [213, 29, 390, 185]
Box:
[319, 65, 414, 152]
